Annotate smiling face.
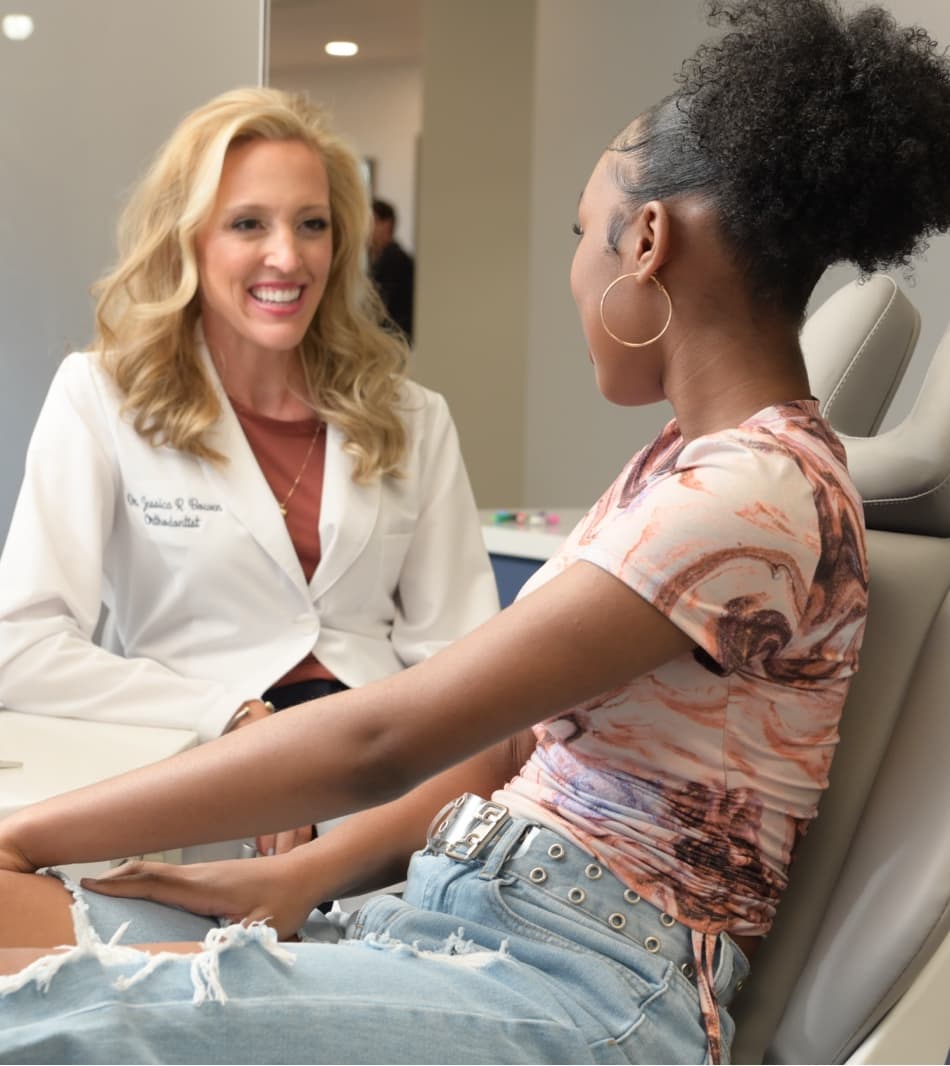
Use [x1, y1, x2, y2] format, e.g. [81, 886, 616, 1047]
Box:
[570, 151, 666, 406]
[195, 137, 332, 365]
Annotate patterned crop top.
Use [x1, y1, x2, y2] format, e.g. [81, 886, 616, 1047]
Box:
[497, 399, 868, 936]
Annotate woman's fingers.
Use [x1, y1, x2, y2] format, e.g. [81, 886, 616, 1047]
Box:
[258, 825, 312, 856]
[273, 826, 312, 854]
[81, 861, 214, 912]
[80, 857, 289, 928]
[255, 834, 277, 857]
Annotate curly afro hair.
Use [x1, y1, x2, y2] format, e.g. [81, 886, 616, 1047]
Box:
[610, 0, 950, 321]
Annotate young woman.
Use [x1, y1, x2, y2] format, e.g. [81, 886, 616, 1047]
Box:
[1, 1, 949, 1062]
[0, 89, 498, 855]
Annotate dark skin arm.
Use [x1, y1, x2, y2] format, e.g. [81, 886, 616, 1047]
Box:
[77, 731, 537, 939]
[0, 562, 693, 876]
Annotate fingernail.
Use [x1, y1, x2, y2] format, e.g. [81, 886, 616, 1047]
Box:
[266, 847, 275, 857]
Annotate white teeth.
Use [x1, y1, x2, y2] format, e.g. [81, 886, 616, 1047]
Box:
[251, 287, 301, 304]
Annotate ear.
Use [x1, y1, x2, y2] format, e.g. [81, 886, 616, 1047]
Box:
[620, 200, 672, 280]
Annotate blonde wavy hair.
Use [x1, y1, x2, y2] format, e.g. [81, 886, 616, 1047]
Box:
[93, 86, 409, 481]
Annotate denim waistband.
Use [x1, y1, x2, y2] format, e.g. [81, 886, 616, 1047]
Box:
[426, 793, 749, 1062]
[429, 794, 740, 988]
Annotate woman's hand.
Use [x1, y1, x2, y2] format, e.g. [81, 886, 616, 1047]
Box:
[81, 853, 317, 940]
[255, 825, 314, 857]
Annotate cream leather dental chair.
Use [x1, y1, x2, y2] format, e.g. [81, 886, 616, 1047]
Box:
[802, 273, 919, 438]
[732, 275, 950, 1064]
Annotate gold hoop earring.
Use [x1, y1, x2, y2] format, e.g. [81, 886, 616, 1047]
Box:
[599, 272, 673, 348]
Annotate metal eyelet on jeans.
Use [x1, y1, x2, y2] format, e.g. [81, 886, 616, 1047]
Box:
[608, 912, 627, 930]
[660, 912, 676, 927]
[623, 889, 641, 904]
[529, 866, 547, 883]
[547, 843, 565, 860]
[584, 863, 603, 880]
[567, 887, 587, 904]
[680, 962, 696, 979]
[644, 936, 661, 953]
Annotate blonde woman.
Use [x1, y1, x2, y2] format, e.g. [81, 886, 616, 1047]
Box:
[0, 88, 499, 854]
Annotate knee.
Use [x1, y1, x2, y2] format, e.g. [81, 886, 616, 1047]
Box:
[0, 870, 76, 948]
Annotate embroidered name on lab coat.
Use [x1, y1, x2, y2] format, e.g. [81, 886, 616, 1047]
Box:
[126, 492, 222, 530]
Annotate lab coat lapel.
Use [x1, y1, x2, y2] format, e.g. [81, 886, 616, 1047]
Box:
[312, 421, 381, 598]
[198, 341, 308, 591]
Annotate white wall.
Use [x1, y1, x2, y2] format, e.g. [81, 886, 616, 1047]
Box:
[0, 0, 264, 540]
[270, 63, 422, 253]
[412, 0, 536, 507]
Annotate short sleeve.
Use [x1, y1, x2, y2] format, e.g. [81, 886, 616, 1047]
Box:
[576, 433, 822, 674]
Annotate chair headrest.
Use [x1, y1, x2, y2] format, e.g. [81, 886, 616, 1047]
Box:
[803, 274, 919, 437]
[802, 274, 950, 537]
[842, 321, 950, 537]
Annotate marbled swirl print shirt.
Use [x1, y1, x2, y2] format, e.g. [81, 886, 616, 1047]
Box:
[498, 400, 868, 936]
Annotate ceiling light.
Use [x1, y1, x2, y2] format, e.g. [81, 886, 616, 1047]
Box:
[2, 13, 34, 40]
[325, 41, 358, 57]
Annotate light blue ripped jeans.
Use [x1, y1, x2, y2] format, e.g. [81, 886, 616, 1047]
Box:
[0, 815, 748, 1064]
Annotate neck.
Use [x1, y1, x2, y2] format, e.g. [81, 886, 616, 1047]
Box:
[662, 321, 811, 442]
[203, 326, 313, 421]
[639, 193, 813, 440]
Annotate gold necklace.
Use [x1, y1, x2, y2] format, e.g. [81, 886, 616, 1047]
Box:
[278, 422, 323, 516]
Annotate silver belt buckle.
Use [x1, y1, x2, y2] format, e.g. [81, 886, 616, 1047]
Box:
[427, 793, 510, 861]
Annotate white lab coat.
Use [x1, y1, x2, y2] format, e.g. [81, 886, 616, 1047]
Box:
[0, 344, 499, 742]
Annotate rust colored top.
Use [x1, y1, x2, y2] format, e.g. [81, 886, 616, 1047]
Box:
[231, 398, 335, 686]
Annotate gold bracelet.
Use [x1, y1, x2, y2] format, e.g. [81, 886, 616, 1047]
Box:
[223, 699, 275, 735]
